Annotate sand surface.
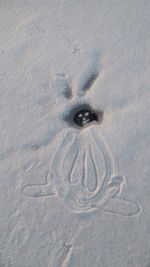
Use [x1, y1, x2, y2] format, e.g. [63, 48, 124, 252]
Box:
[0, 1, 150, 266]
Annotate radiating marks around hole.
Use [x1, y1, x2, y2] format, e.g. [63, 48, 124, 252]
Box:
[21, 126, 141, 216]
[63, 140, 85, 186]
[77, 52, 101, 97]
[80, 148, 86, 189]
[54, 73, 73, 100]
[81, 72, 99, 94]
[68, 149, 79, 184]
[89, 129, 114, 206]
[86, 144, 98, 192]
[63, 84, 73, 100]
[22, 132, 75, 198]
[19, 47, 140, 217]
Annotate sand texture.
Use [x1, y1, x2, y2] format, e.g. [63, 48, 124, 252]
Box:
[0, 1, 150, 266]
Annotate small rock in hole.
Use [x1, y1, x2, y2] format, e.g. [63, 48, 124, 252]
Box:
[63, 103, 103, 128]
[74, 109, 98, 127]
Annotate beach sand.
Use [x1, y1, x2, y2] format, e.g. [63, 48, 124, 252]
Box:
[0, 1, 150, 266]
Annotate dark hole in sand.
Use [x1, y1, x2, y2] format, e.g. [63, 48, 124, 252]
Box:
[64, 103, 103, 129]
[74, 109, 98, 127]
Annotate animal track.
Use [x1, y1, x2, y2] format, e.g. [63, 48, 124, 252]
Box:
[22, 65, 141, 217]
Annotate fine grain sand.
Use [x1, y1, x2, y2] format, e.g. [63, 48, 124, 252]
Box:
[0, 1, 150, 266]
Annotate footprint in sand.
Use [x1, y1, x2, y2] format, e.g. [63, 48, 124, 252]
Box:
[22, 60, 141, 217]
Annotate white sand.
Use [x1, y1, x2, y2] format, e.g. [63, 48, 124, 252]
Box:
[0, 1, 150, 266]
